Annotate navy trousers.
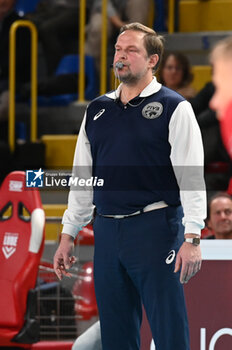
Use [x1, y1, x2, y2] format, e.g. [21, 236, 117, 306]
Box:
[93, 206, 190, 350]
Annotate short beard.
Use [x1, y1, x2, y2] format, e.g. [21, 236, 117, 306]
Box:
[118, 70, 146, 85]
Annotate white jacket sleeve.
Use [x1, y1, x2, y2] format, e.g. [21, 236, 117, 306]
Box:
[62, 112, 95, 238]
[169, 100, 207, 236]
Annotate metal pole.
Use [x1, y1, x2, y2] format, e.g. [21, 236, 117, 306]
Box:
[168, 0, 175, 34]
[78, 0, 86, 102]
[100, 0, 107, 95]
[9, 20, 38, 152]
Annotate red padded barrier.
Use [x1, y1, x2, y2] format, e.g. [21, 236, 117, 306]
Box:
[227, 177, 232, 195]
[39, 260, 57, 283]
[220, 100, 232, 159]
[31, 340, 73, 349]
[72, 262, 98, 320]
[201, 226, 213, 239]
[74, 224, 94, 246]
[0, 171, 45, 346]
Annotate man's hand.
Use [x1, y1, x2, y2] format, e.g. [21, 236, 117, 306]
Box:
[53, 234, 76, 280]
[174, 237, 202, 284]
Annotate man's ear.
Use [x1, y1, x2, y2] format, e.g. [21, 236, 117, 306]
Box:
[148, 54, 159, 70]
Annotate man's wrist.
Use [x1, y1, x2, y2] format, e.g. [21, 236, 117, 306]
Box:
[184, 233, 201, 238]
[184, 235, 201, 246]
[61, 233, 75, 242]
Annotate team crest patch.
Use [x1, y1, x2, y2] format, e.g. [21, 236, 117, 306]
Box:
[142, 102, 163, 119]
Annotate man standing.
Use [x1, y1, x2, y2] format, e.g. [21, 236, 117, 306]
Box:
[210, 36, 232, 158]
[207, 192, 232, 239]
[54, 23, 206, 350]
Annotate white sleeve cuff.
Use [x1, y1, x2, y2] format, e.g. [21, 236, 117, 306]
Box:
[184, 222, 202, 236]
[62, 224, 82, 239]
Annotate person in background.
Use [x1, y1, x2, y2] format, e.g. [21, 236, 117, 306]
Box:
[210, 36, 232, 159]
[72, 321, 101, 350]
[158, 51, 196, 100]
[206, 192, 232, 239]
[71, 320, 157, 350]
[54, 22, 206, 350]
[189, 82, 231, 192]
[85, 0, 150, 72]
[20, 73, 80, 99]
[27, 0, 92, 76]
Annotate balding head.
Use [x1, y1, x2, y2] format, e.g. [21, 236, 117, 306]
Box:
[210, 36, 232, 118]
[210, 36, 232, 63]
[207, 192, 232, 239]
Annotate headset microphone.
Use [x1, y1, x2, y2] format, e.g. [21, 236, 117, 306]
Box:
[115, 62, 124, 69]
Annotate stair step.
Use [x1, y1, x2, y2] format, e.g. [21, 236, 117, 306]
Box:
[179, 0, 232, 32]
[43, 204, 67, 241]
[164, 32, 232, 65]
[43, 204, 67, 217]
[191, 65, 212, 91]
[41, 134, 77, 169]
